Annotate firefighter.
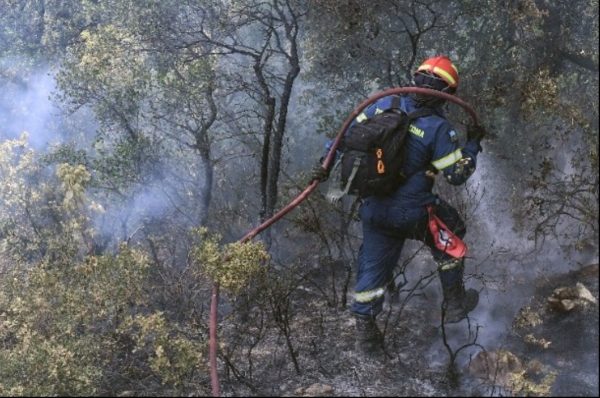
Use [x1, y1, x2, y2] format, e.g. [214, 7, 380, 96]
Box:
[312, 55, 487, 356]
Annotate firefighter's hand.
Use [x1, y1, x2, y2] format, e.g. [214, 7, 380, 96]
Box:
[467, 124, 487, 142]
[310, 163, 330, 183]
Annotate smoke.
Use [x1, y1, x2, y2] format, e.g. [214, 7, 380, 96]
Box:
[0, 64, 65, 149]
[418, 131, 598, 390]
[0, 61, 196, 252]
[94, 181, 195, 245]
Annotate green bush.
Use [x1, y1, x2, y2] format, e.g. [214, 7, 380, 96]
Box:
[0, 138, 207, 395]
[191, 228, 269, 294]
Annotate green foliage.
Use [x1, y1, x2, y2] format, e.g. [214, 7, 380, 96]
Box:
[118, 312, 205, 387]
[0, 138, 97, 262]
[191, 228, 269, 294]
[0, 134, 50, 261]
[0, 245, 147, 395]
[57, 163, 91, 209]
[0, 229, 206, 395]
[92, 133, 161, 190]
[1, 0, 599, 395]
[0, 137, 206, 395]
[42, 143, 89, 168]
[56, 22, 150, 124]
[53, 0, 219, 220]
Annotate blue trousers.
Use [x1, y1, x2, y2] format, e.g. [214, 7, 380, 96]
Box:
[351, 199, 466, 316]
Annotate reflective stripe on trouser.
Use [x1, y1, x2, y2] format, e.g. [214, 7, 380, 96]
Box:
[438, 258, 463, 271]
[355, 287, 386, 303]
[351, 223, 404, 317]
[352, 199, 468, 316]
[438, 258, 465, 290]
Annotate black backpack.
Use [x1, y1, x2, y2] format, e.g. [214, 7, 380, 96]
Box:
[339, 98, 432, 198]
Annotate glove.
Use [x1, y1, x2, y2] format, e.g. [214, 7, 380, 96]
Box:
[466, 124, 487, 142]
[309, 162, 330, 183]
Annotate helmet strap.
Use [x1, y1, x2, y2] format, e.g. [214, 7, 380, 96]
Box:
[412, 71, 456, 107]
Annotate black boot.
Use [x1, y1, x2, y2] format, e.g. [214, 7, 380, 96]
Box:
[354, 314, 384, 357]
[442, 281, 479, 323]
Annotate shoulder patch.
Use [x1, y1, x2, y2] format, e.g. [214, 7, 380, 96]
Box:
[448, 130, 458, 143]
[409, 124, 425, 138]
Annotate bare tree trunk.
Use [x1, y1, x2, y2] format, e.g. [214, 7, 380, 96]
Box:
[198, 148, 213, 226]
[259, 95, 276, 221]
[195, 85, 218, 226]
[263, 0, 301, 221]
[265, 64, 300, 221]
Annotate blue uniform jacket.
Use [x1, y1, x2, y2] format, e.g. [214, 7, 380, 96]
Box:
[353, 94, 481, 227]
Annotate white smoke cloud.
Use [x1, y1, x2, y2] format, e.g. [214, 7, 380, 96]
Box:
[0, 64, 64, 149]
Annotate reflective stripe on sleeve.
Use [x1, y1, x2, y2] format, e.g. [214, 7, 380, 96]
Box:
[355, 287, 386, 303]
[431, 149, 463, 171]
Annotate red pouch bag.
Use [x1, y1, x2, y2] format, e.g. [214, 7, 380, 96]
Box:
[427, 205, 467, 259]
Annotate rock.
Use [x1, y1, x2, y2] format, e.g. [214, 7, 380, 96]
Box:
[575, 282, 597, 304]
[523, 333, 552, 349]
[513, 305, 543, 329]
[469, 351, 557, 395]
[468, 350, 523, 386]
[508, 264, 598, 396]
[295, 383, 334, 396]
[547, 296, 575, 312]
[547, 282, 598, 312]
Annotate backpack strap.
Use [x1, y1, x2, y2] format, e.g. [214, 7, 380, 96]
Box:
[326, 157, 361, 204]
[391, 95, 402, 110]
[406, 107, 434, 120]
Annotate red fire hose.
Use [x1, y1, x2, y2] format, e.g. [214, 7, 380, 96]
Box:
[209, 87, 479, 396]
